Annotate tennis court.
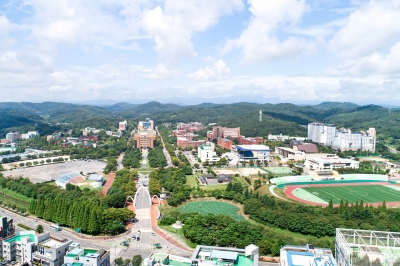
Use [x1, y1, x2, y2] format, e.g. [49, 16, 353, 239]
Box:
[302, 185, 400, 204]
[266, 167, 292, 175]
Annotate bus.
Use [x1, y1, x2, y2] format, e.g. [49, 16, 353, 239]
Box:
[50, 224, 61, 231]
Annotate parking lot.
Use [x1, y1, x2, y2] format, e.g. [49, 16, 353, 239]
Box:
[2, 160, 106, 183]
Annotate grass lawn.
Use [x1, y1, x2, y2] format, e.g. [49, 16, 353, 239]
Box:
[234, 176, 249, 188]
[303, 185, 400, 204]
[186, 175, 198, 188]
[159, 225, 196, 248]
[0, 187, 32, 203]
[178, 201, 245, 221]
[201, 184, 228, 191]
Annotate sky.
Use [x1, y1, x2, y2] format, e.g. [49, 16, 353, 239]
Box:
[1, 0, 400, 105]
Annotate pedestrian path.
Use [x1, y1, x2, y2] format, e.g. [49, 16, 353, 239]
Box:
[102, 173, 115, 196]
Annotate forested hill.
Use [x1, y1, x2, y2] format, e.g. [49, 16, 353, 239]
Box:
[1, 101, 400, 140]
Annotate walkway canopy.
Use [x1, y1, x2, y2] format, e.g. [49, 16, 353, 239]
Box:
[210, 250, 238, 261]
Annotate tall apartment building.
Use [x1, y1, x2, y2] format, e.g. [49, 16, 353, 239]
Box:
[307, 123, 336, 145]
[133, 118, 156, 149]
[207, 126, 240, 140]
[307, 123, 376, 152]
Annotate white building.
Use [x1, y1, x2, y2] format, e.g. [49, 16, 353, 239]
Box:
[275, 147, 306, 161]
[63, 246, 110, 266]
[307, 123, 376, 152]
[308, 123, 336, 145]
[268, 134, 307, 141]
[280, 244, 336, 266]
[21, 131, 39, 140]
[5, 132, 19, 142]
[304, 154, 359, 171]
[198, 142, 219, 162]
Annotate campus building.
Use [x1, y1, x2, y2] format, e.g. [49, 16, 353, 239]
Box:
[138, 119, 154, 130]
[238, 136, 264, 145]
[198, 142, 219, 163]
[275, 147, 306, 161]
[63, 245, 110, 266]
[5, 132, 20, 142]
[21, 131, 39, 140]
[133, 129, 157, 149]
[118, 120, 127, 131]
[235, 145, 270, 161]
[268, 134, 308, 141]
[207, 126, 240, 140]
[32, 234, 73, 266]
[177, 122, 204, 132]
[307, 123, 376, 152]
[217, 138, 233, 150]
[304, 154, 359, 171]
[280, 244, 336, 266]
[177, 137, 206, 148]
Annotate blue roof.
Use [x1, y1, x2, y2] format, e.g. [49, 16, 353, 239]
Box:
[88, 174, 103, 181]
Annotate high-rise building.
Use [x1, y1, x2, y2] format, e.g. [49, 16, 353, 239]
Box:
[134, 118, 156, 149]
[307, 123, 376, 152]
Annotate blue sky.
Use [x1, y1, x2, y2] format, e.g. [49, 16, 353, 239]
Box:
[1, 0, 400, 105]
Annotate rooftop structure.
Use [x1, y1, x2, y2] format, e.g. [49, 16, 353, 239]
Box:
[177, 137, 207, 148]
[63, 247, 110, 266]
[280, 244, 336, 266]
[133, 128, 156, 149]
[138, 118, 154, 130]
[336, 228, 400, 266]
[55, 172, 85, 189]
[190, 244, 259, 266]
[235, 145, 270, 161]
[88, 174, 104, 188]
[293, 143, 318, 154]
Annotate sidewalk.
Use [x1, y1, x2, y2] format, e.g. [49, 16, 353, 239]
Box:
[102, 173, 116, 196]
[150, 198, 193, 252]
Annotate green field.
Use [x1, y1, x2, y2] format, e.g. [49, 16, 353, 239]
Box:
[303, 185, 400, 204]
[178, 201, 245, 221]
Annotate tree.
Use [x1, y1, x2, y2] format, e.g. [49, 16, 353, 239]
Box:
[115, 257, 124, 266]
[124, 259, 131, 266]
[36, 224, 44, 234]
[132, 255, 142, 266]
[19, 162, 25, 167]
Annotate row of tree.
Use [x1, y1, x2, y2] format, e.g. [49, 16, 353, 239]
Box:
[147, 146, 167, 168]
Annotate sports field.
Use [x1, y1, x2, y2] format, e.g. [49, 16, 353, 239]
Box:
[302, 185, 400, 204]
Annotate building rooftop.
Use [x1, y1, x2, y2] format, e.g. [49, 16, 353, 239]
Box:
[296, 144, 318, 153]
[280, 245, 336, 266]
[236, 145, 270, 151]
[4, 233, 35, 243]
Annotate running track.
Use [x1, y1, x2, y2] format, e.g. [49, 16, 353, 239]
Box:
[284, 182, 400, 207]
[102, 173, 115, 196]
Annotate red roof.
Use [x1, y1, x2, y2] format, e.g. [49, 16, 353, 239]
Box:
[296, 144, 318, 153]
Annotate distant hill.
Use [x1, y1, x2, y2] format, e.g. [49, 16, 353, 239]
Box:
[2, 100, 400, 140]
[308, 102, 359, 110]
[115, 101, 184, 118]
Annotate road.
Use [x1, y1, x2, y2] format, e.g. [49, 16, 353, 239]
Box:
[155, 126, 173, 167]
[117, 152, 125, 170]
[141, 149, 148, 168]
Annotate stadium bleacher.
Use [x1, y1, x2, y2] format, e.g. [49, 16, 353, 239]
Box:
[55, 172, 84, 189]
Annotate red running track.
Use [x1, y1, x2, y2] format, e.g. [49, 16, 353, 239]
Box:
[284, 182, 400, 207]
[102, 173, 115, 196]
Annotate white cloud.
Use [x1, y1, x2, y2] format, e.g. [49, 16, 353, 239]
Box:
[222, 0, 315, 64]
[188, 60, 230, 81]
[143, 0, 243, 66]
[325, 42, 400, 77]
[330, 0, 400, 59]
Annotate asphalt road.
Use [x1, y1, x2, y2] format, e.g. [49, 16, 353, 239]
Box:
[117, 152, 124, 170]
[141, 149, 148, 168]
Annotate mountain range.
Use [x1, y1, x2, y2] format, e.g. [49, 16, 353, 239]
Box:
[0, 101, 399, 139]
